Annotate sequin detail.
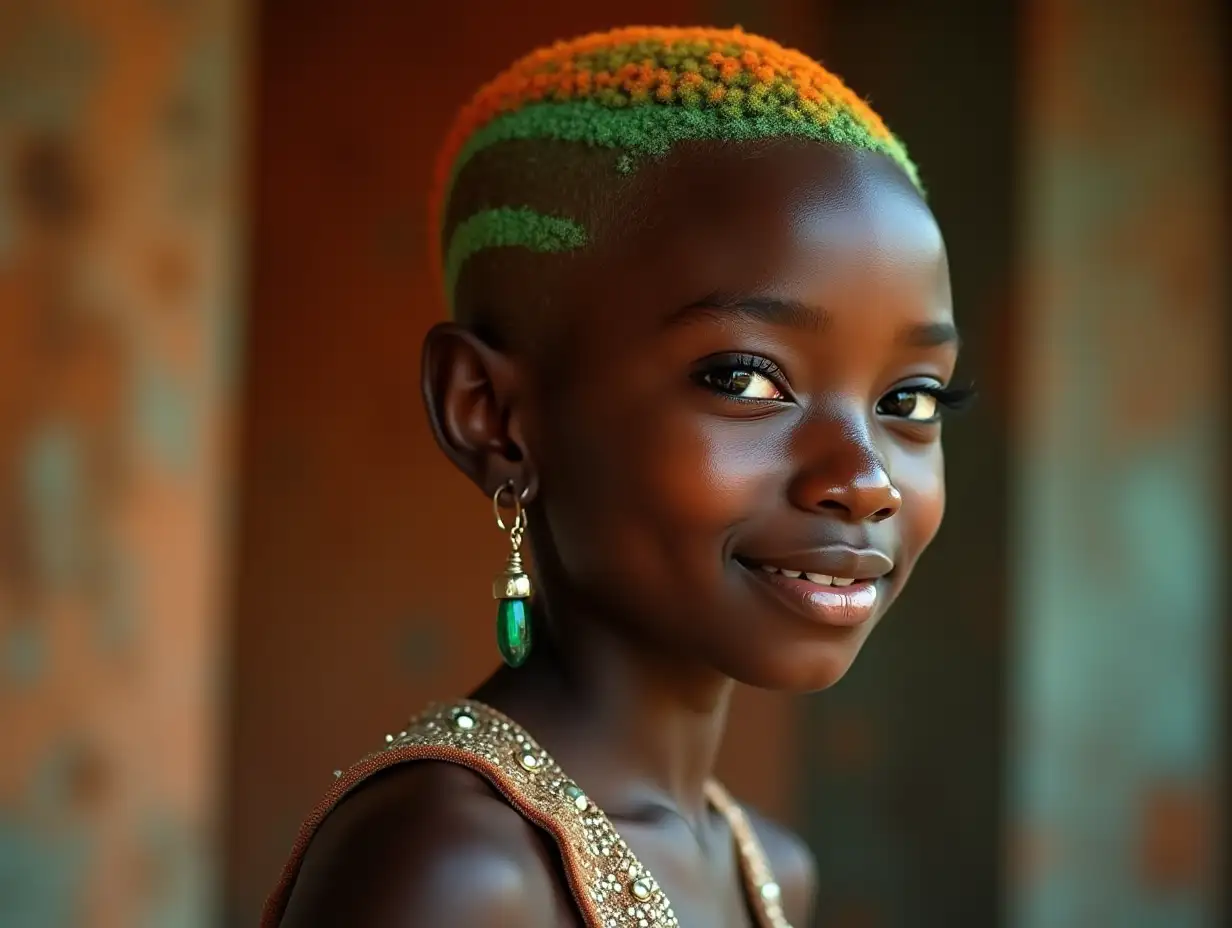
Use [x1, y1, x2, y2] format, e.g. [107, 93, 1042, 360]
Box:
[261, 699, 792, 928]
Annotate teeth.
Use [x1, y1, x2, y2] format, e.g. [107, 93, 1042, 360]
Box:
[751, 563, 863, 587]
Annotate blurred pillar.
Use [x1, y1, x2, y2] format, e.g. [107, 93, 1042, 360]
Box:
[0, 1, 245, 927]
[792, 4, 1019, 927]
[1010, 1, 1227, 925]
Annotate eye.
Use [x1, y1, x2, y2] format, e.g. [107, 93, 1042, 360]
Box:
[701, 368, 783, 400]
[877, 386, 942, 422]
[695, 355, 786, 401]
[877, 383, 976, 422]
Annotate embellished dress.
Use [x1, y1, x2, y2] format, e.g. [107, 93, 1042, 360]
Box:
[262, 700, 793, 928]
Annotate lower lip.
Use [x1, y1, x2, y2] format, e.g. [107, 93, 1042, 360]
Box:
[746, 567, 879, 628]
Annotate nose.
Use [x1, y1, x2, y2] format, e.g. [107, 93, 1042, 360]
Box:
[815, 471, 902, 522]
[789, 425, 903, 523]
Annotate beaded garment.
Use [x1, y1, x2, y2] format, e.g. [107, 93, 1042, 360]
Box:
[262, 700, 792, 927]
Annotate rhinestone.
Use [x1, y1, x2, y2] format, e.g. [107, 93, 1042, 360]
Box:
[564, 784, 588, 810]
[760, 881, 781, 901]
[518, 750, 540, 770]
[332, 770, 342, 778]
[452, 710, 476, 731]
[630, 878, 652, 900]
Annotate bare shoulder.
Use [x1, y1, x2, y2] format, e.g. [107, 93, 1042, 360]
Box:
[278, 761, 569, 928]
[744, 807, 818, 927]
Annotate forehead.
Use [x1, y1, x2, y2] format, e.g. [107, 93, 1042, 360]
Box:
[567, 140, 951, 335]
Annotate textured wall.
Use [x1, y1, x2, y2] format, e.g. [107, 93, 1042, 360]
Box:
[3, 3, 1222, 927]
[0, 1, 243, 926]
[1010, 0, 1227, 925]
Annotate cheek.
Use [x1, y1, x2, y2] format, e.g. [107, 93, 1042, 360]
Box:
[543, 394, 786, 561]
[650, 420, 789, 528]
[895, 444, 946, 549]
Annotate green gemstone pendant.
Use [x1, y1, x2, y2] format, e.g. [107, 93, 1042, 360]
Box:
[496, 597, 531, 667]
[492, 484, 533, 668]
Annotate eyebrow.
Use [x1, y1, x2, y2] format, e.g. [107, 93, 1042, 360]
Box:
[666, 294, 961, 348]
[666, 295, 830, 333]
[905, 320, 962, 349]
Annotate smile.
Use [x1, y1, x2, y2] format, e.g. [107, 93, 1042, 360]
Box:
[736, 557, 885, 628]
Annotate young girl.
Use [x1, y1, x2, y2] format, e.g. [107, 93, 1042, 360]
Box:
[264, 25, 966, 928]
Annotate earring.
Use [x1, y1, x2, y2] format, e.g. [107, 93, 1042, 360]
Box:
[492, 482, 532, 667]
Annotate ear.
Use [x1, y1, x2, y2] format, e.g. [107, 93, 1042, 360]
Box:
[420, 322, 536, 499]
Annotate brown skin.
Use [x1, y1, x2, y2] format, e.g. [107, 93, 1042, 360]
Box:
[279, 140, 957, 927]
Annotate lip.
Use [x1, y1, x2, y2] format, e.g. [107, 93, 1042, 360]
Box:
[744, 565, 881, 628]
[735, 546, 892, 628]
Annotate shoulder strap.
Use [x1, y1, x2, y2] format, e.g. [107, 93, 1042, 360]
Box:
[261, 700, 680, 928]
[704, 780, 793, 928]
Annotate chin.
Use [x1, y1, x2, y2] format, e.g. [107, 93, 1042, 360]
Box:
[724, 635, 870, 693]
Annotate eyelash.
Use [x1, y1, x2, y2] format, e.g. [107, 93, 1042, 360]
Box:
[720, 353, 785, 382]
[890, 383, 979, 415]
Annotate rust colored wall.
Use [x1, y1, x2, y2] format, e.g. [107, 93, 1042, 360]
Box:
[1009, 0, 1227, 924]
[225, 4, 802, 923]
[0, 1, 244, 926]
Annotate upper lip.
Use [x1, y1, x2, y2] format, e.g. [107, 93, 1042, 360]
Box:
[737, 546, 895, 580]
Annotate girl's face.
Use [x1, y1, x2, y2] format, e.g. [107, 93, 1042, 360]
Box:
[521, 141, 958, 692]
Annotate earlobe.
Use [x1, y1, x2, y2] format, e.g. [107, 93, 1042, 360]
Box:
[420, 322, 532, 497]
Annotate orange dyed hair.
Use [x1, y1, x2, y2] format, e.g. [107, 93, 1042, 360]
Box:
[432, 26, 920, 309]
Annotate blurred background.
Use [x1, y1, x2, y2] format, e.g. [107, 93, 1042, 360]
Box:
[0, 1, 1226, 926]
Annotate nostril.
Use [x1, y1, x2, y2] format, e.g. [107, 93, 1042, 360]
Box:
[819, 500, 846, 512]
[870, 506, 896, 522]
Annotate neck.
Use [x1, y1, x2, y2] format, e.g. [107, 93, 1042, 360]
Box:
[474, 601, 734, 825]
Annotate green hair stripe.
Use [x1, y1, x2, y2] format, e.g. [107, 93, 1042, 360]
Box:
[449, 100, 916, 196]
[444, 207, 589, 303]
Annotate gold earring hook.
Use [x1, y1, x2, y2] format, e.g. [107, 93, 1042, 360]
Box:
[492, 482, 527, 534]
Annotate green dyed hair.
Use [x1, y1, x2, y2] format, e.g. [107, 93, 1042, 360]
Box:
[431, 25, 920, 314]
